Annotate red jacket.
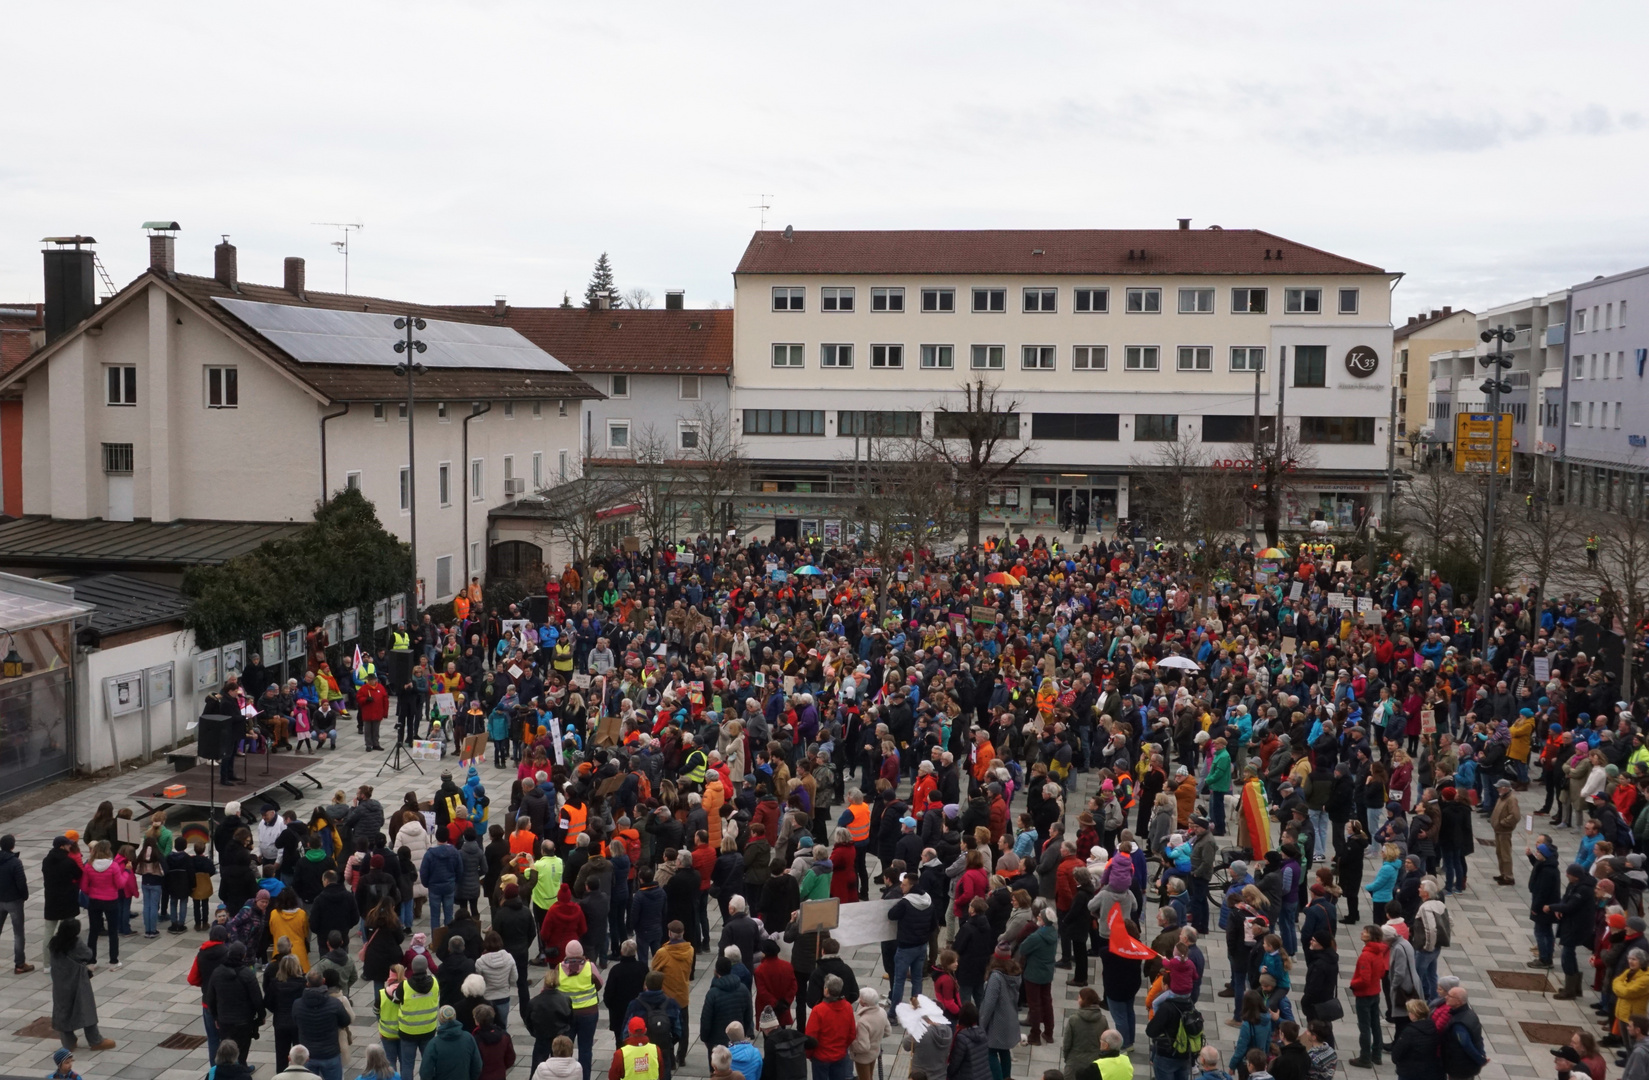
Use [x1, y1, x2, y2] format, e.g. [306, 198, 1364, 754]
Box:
[804, 998, 855, 1061]
[357, 680, 389, 723]
[754, 955, 797, 1019]
[829, 845, 859, 903]
[1055, 856, 1085, 911]
[911, 774, 938, 816]
[691, 843, 716, 893]
[1350, 940, 1389, 997]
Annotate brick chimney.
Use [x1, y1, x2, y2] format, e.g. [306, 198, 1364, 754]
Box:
[1429, 309, 1441, 320]
[1443, 306, 1453, 315]
[284, 257, 305, 297]
[149, 235, 175, 275]
[494, 296, 507, 317]
[214, 237, 238, 290]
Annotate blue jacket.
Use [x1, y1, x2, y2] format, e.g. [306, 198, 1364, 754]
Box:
[629, 883, 668, 941]
[1365, 858, 1400, 904]
[1229, 1017, 1273, 1069]
[420, 842, 463, 891]
[625, 987, 685, 1043]
[728, 1040, 762, 1080]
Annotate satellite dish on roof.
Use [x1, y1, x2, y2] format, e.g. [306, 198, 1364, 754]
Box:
[783, 225, 794, 240]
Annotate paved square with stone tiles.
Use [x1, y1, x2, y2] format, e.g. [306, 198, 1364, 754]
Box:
[0, 748, 1602, 1080]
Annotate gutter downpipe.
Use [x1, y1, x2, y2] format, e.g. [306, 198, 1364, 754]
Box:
[320, 402, 351, 502]
[463, 401, 493, 586]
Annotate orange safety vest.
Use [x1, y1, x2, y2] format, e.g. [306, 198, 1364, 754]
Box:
[509, 830, 538, 861]
[846, 803, 871, 843]
[561, 801, 587, 838]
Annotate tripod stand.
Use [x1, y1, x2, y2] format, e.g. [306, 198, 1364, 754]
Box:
[377, 717, 424, 777]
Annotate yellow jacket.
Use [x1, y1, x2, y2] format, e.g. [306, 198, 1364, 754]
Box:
[650, 940, 696, 1008]
[1614, 967, 1649, 1024]
[1508, 716, 1535, 763]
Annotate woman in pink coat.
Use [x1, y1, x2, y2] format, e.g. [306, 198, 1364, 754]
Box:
[80, 840, 130, 968]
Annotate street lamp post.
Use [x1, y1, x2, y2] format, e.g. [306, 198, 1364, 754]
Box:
[1476, 324, 1516, 653]
[394, 316, 427, 610]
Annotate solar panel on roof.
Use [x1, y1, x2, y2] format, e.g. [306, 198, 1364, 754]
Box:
[213, 297, 571, 372]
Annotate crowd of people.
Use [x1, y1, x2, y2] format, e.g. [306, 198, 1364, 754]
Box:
[7, 528, 1649, 1080]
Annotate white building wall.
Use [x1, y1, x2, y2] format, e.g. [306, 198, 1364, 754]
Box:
[19, 279, 587, 596]
[76, 626, 204, 772]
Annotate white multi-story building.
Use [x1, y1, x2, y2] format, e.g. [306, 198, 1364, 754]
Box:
[0, 231, 599, 600]
[730, 224, 1399, 539]
[1423, 290, 1568, 486]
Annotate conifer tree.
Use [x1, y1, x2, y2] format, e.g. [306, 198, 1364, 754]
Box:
[584, 253, 621, 309]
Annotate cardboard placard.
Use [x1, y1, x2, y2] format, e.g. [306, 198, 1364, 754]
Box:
[592, 715, 621, 747]
[116, 818, 144, 846]
[1533, 657, 1551, 682]
[1281, 637, 1297, 656]
[459, 732, 488, 764]
[970, 605, 998, 624]
[1289, 582, 1304, 600]
[1335, 560, 1353, 573]
[1420, 710, 1436, 734]
[571, 673, 592, 689]
[1363, 609, 1383, 627]
[798, 898, 841, 934]
[811, 588, 827, 600]
[411, 739, 444, 760]
[432, 692, 457, 719]
[596, 773, 626, 799]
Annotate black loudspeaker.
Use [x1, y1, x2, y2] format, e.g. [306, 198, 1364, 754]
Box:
[196, 715, 229, 760]
[384, 649, 414, 687]
[526, 594, 549, 623]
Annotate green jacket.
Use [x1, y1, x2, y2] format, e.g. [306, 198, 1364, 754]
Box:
[419, 1020, 481, 1080]
[1207, 750, 1232, 794]
[1015, 923, 1059, 984]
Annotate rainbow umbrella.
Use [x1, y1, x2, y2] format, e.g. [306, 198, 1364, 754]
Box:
[179, 822, 211, 849]
[983, 571, 1020, 587]
[1258, 547, 1288, 559]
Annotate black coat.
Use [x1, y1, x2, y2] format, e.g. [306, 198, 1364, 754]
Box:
[953, 913, 995, 988]
[1270, 1042, 1312, 1080]
[493, 899, 538, 957]
[361, 924, 405, 983]
[1389, 1016, 1445, 1080]
[601, 957, 648, 1035]
[1555, 873, 1598, 947]
[309, 884, 359, 949]
[664, 868, 700, 932]
[205, 957, 265, 1029]
[1529, 853, 1562, 925]
[41, 847, 81, 921]
[291, 985, 350, 1060]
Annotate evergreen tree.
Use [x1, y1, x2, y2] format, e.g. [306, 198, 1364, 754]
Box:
[559, 291, 573, 309]
[584, 252, 622, 309]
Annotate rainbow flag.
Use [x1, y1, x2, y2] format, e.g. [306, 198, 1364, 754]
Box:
[1239, 777, 1272, 859]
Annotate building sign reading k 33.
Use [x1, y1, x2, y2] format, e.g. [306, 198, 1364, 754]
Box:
[1344, 345, 1379, 379]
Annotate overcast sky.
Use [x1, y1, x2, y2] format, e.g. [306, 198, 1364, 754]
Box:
[4, 1, 1646, 319]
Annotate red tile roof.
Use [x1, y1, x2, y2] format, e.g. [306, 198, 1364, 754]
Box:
[0, 303, 42, 378]
[734, 229, 1386, 277]
[443, 306, 733, 375]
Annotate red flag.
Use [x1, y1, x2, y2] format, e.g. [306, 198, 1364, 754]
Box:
[1107, 903, 1156, 960]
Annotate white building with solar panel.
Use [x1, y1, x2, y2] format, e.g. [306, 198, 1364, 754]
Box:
[0, 231, 601, 600]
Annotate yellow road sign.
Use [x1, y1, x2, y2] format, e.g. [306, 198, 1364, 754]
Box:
[1454, 412, 1513, 475]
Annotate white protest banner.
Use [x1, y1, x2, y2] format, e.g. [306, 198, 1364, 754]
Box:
[1289, 582, 1304, 600]
[1533, 657, 1551, 683]
[828, 898, 900, 947]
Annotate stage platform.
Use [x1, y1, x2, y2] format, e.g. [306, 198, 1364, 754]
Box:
[129, 753, 324, 815]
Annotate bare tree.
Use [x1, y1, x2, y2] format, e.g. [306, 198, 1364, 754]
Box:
[678, 404, 748, 537]
[1130, 432, 1247, 565]
[628, 426, 681, 549]
[1582, 508, 1649, 700]
[623, 287, 654, 310]
[1257, 426, 1316, 546]
[1398, 465, 1466, 574]
[926, 379, 1034, 547]
[530, 472, 633, 572]
[843, 432, 960, 612]
[1504, 497, 1586, 620]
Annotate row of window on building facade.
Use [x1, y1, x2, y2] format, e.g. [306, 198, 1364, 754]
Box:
[769, 285, 1362, 316]
[738, 408, 1376, 444]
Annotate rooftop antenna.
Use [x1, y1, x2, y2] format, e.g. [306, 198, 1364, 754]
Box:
[312, 221, 364, 293]
[745, 194, 772, 231]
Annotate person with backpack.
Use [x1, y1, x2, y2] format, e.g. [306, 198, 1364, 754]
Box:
[1144, 983, 1204, 1080]
[1414, 880, 1450, 1003]
[1434, 986, 1488, 1079]
[624, 971, 685, 1080]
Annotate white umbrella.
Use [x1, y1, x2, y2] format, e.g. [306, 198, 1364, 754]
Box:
[1155, 655, 1201, 671]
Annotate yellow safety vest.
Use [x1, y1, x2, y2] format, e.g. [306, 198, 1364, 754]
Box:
[1094, 1054, 1133, 1080]
[393, 631, 410, 650]
[531, 856, 563, 908]
[846, 803, 870, 844]
[561, 963, 598, 1010]
[621, 1043, 661, 1080]
[681, 749, 707, 786]
[379, 988, 401, 1041]
[554, 644, 575, 673]
[397, 981, 439, 1036]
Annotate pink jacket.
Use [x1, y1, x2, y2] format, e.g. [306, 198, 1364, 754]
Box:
[81, 858, 128, 902]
